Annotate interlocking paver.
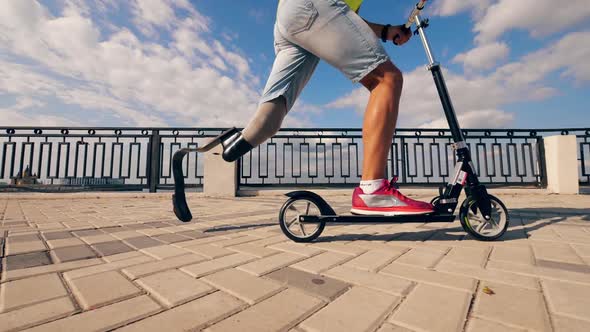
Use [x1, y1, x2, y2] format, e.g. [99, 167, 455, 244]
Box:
[46, 237, 85, 249]
[486, 260, 590, 285]
[465, 318, 525, 332]
[207, 288, 323, 332]
[552, 314, 590, 332]
[27, 295, 161, 332]
[123, 254, 206, 279]
[202, 268, 283, 304]
[50, 244, 98, 263]
[301, 286, 399, 332]
[4, 251, 52, 271]
[393, 247, 448, 269]
[227, 242, 281, 257]
[72, 229, 103, 237]
[472, 282, 551, 331]
[542, 279, 590, 320]
[343, 248, 407, 272]
[124, 236, 164, 249]
[184, 243, 235, 259]
[266, 267, 350, 301]
[136, 269, 214, 307]
[6, 233, 40, 243]
[268, 242, 325, 257]
[2, 258, 103, 282]
[140, 245, 189, 259]
[291, 251, 353, 274]
[532, 241, 585, 265]
[436, 260, 539, 290]
[311, 242, 367, 256]
[80, 233, 117, 245]
[5, 240, 46, 256]
[237, 252, 307, 276]
[0, 273, 68, 312]
[63, 254, 154, 280]
[117, 292, 244, 332]
[380, 262, 476, 292]
[110, 230, 143, 240]
[325, 265, 413, 296]
[0, 297, 76, 332]
[376, 323, 415, 332]
[92, 241, 134, 256]
[441, 246, 490, 267]
[489, 245, 535, 265]
[390, 283, 471, 332]
[181, 253, 257, 278]
[68, 270, 141, 309]
[152, 233, 191, 244]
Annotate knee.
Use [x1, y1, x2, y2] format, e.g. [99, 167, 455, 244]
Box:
[361, 61, 403, 91]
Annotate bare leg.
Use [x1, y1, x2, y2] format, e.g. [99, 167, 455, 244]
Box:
[359, 61, 403, 181]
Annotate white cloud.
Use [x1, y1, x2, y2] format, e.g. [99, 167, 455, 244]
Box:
[432, 0, 493, 18]
[452, 42, 509, 72]
[434, 0, 590, 43]
[0, 0, 278, 128]
[420, 109, 514, 129]
[327, 30, 590, 128]
[475, 0, 590, 43]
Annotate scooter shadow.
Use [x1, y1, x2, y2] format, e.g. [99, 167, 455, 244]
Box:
[312, 207, 589, 243]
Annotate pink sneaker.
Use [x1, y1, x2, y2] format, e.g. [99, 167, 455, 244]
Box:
[351, 178, 434, 216]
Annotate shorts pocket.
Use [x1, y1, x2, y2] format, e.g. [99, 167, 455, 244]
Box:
[277, 0, 319, 35]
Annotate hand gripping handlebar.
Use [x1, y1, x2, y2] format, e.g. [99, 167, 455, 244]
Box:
[393, 0, 427, 45]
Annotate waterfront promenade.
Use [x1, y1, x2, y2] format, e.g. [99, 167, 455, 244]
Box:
[1, 190, 589, 331]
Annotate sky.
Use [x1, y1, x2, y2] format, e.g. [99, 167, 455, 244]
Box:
[1, 0, 589, 130]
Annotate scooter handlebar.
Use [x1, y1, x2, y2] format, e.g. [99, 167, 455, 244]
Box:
[404, 0, 427, 29]
[392, 0, 427, 45]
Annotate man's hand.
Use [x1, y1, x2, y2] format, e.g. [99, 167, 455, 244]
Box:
[388, 25, 412, 46]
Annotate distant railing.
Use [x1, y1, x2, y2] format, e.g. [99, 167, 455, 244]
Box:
[1, 127, 588, 192]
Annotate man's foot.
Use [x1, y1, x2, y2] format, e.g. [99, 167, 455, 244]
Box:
[351, 178, 434, 216]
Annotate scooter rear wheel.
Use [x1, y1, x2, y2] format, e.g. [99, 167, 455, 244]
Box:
[459, 194, 509, 241]
[279, 197, 326, 243]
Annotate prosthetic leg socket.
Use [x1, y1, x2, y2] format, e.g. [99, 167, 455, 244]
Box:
[221, 131, 253, 162]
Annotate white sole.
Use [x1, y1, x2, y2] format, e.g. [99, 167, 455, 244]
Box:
[350, 208, 435, 216]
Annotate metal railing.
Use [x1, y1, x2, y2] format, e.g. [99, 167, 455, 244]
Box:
[1, 127, 588, 192]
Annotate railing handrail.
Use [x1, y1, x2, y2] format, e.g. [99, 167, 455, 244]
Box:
[1, 126, 589, 131]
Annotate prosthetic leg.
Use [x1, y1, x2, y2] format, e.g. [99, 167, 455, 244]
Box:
[172, 98, 287, 221]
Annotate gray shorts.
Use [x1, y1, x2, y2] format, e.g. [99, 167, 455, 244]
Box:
[260, 0, 390, 111]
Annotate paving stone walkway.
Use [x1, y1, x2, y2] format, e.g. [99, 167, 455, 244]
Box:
[1, 190, 590, 332]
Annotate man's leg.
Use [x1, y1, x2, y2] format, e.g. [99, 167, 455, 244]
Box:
[242, 97, 287, 147]
[358, 61, 403, 180]
[222, 97, 288, 162]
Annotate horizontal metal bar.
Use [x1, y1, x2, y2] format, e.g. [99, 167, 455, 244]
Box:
[300, 214, 456, 223]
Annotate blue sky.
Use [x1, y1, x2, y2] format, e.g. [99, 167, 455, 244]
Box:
[1, 0, 589, 129]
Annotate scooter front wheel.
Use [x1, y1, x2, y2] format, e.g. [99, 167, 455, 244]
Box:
[459, 194, 509, 241]
[279, 197, 326, 243]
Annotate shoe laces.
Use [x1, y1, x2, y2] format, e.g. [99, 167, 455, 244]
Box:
[387, 176, 400, 191]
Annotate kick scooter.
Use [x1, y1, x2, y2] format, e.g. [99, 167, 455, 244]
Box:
[172, 0, 509, 241]
[278, 0, 509, 243]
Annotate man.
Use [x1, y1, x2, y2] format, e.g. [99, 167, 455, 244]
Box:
[223, 0, 433, 215]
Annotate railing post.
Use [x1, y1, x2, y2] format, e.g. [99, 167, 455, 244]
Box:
[148, 129, 161, 193]
[543, 135, 579, 194]
[204, 145, 237, 197]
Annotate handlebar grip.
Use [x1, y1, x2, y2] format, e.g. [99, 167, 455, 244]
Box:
[404, 0, 428, 28]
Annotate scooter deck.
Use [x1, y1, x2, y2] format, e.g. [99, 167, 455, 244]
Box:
[300, 214, 456, 223]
